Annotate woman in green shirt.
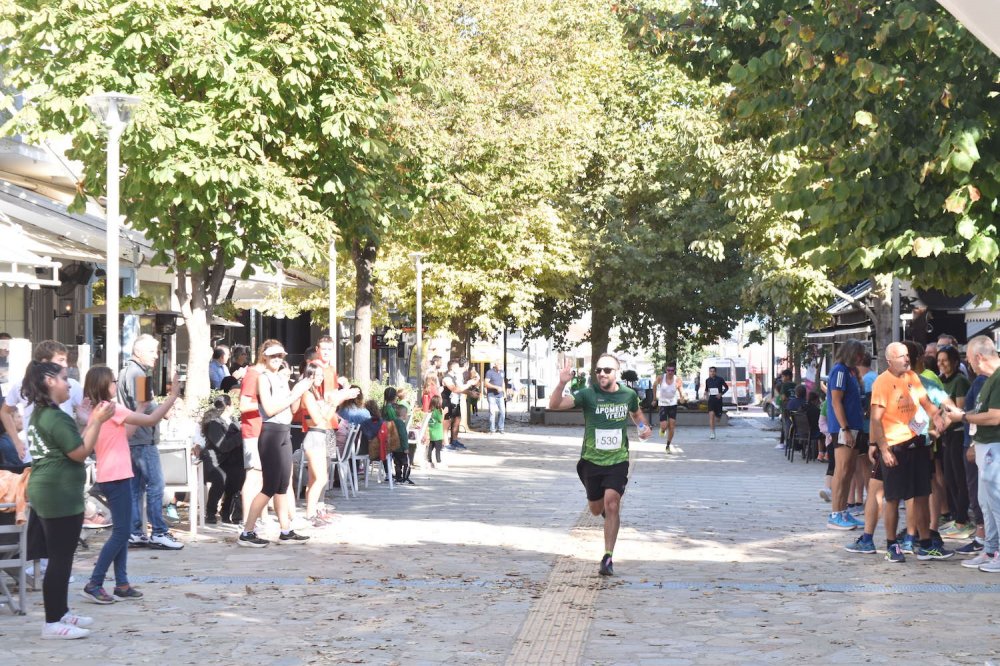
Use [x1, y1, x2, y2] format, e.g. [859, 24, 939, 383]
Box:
[939, 346, 973, 535]
[23, 361, 114, 640]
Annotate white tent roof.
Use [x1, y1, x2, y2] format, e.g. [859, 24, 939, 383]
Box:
[938, 1, 1000, 58]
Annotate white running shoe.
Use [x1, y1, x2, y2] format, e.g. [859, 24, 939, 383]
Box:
[819, 488, 832, 502]
[60, 612, 94, 628]
[962, 551, 996, 569]
[979, 553, 1000, 573]
[148, 532, 184, 550]
[41, 622, 90, 640]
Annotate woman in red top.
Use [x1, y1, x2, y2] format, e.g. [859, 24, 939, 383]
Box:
[80, 366, 179, 604]
[238, 342, 268, 526]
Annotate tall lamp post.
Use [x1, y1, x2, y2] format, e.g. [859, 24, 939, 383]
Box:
[329, 238, 337, 372]
[87, 92, 141, 371]
[410, 252, 426, 382]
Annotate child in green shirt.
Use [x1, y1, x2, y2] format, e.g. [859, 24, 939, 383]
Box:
[427, 395, 444, 467]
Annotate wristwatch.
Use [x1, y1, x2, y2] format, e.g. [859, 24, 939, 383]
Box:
[961, 411, 969, 424]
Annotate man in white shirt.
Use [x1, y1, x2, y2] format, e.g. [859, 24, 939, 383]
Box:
[0, 340, 83, 462]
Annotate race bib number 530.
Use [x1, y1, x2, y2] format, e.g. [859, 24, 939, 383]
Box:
[595, 428, 623, 451]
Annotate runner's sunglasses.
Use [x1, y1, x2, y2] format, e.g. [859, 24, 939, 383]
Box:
[595, 367, 616, 374]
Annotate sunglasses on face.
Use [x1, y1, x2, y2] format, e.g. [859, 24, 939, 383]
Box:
[595, 367, 616, 375]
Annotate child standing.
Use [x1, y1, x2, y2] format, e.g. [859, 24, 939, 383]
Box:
[81, 366, 179, 604]
[427, 395, 444, 468]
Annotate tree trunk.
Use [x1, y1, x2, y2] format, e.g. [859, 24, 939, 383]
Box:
[869, 274, 894, 359]
[176, 255, 226, 405]
[352, 238, 378, 393]
[589, 299, 612, 380]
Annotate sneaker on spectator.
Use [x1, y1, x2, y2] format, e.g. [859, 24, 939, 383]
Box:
[826, 512, 856, 531]
[774, 443, 785, 450]
[844, 535, 876, 554]
[962, 551, 995, 568]
[845, 512, 865, 528]
[83, 513, 112, 529]
[978, 553, 1000, 573]
[278, 530, 310, 544]
[113, 585, 143, 600]
[849, 504, 865, 516]
[884, 543, 905, 563]
[148, 532, 184, 550]
[901, 534, 916, 554]
[60, 612, 93, 628]
[237, 531, 269, 548]
[819, 488, 832, 503]
[128, 534, 149, 548]
[916, 543, 954, 560]
[41, 622, 90, 640]
[80, 585, 115, 605]
[941, 522, 976, 540]
[956, 539, 985, 556]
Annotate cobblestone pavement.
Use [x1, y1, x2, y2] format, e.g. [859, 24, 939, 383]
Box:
[3, 418, 1000, 665]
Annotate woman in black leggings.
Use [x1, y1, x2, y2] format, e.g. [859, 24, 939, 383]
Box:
[22, 361, 114, 639]
[238, 341, 312, 548]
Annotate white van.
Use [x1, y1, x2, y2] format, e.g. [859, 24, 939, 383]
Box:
[699, 357, 753, 406]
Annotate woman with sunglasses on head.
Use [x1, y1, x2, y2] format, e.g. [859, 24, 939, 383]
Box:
[79, 366, 180, 604]
[23, 361, 115, 639]
[238, 341, 313, 547]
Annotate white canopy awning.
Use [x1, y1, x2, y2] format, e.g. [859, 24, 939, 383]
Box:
[0, 217, 62, 288]
[938, 1, 1000, 58]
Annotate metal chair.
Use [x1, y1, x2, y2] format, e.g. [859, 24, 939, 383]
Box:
[0, 503, 29, 615]
[329, 426, 359, 500]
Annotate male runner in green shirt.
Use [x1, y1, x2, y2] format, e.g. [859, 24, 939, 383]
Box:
[549, 353, 652, 576]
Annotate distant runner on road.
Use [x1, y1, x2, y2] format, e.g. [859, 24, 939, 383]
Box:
[549, 353, 652, 576]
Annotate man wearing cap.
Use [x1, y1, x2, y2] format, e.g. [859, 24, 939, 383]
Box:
[484, 360, 506, 435]
[656, 365, 685, 453]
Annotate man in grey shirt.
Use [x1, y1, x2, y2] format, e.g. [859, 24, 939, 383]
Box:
[485, 360, 506, 435]
[121, 334, 183, 550]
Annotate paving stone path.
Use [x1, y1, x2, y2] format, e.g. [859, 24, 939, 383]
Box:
[3, 417, 1000, 665]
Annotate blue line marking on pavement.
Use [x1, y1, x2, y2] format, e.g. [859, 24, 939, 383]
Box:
[127, 574, 1000, 594]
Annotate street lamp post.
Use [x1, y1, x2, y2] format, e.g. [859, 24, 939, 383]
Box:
[87, 92, 141, 371]
[410, 252, 426, 383]
[329, 238, 337, 372]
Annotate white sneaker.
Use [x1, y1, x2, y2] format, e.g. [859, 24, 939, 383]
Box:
[962, 551, 996, 568]
[148, 532, 184, 550]
[41, 622, 90, 640]
[60, 612, 94, 628]
[709, 432, 716, 440]
[775, 443, 786, 449]
[979, 553, 1000, 573]
[819, 488, 832, 502]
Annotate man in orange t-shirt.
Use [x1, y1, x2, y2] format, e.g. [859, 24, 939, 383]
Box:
[870, 341, 949, 562]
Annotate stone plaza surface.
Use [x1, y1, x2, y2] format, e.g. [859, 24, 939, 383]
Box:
[2, 414, 1000, 665]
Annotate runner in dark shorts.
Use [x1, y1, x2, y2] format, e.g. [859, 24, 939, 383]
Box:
[548, 353, 652, 577]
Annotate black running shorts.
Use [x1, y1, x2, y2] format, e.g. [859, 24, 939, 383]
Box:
[659, 405, 678, 422]
[707, 397, 723, 417]
[882, 436, 932, 502]
[577, 459, 629, 502]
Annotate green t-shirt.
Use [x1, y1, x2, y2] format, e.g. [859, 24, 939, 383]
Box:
[941, 372, 971, 432]
[573, 384, 639, 466]
[428, 408, 444, 441]
[973, 370, 1000, 444]
[26, 405, 85, 519]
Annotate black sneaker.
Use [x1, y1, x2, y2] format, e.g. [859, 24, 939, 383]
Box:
[956, 539, 985, 555]
[237, 531, 269, 548]
[278, 530, 309, 544]
[113, 585, 143, 600]
[205, 515, 218, 525]
[599, 554, 614, 576]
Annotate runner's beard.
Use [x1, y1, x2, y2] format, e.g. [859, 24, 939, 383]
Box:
[599, 374, 616, 390]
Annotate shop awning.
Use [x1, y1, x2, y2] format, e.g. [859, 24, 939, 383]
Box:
[938, 1, 1000, 58]
[805, 324, 873, 341]
[0, 217, 62, 288]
